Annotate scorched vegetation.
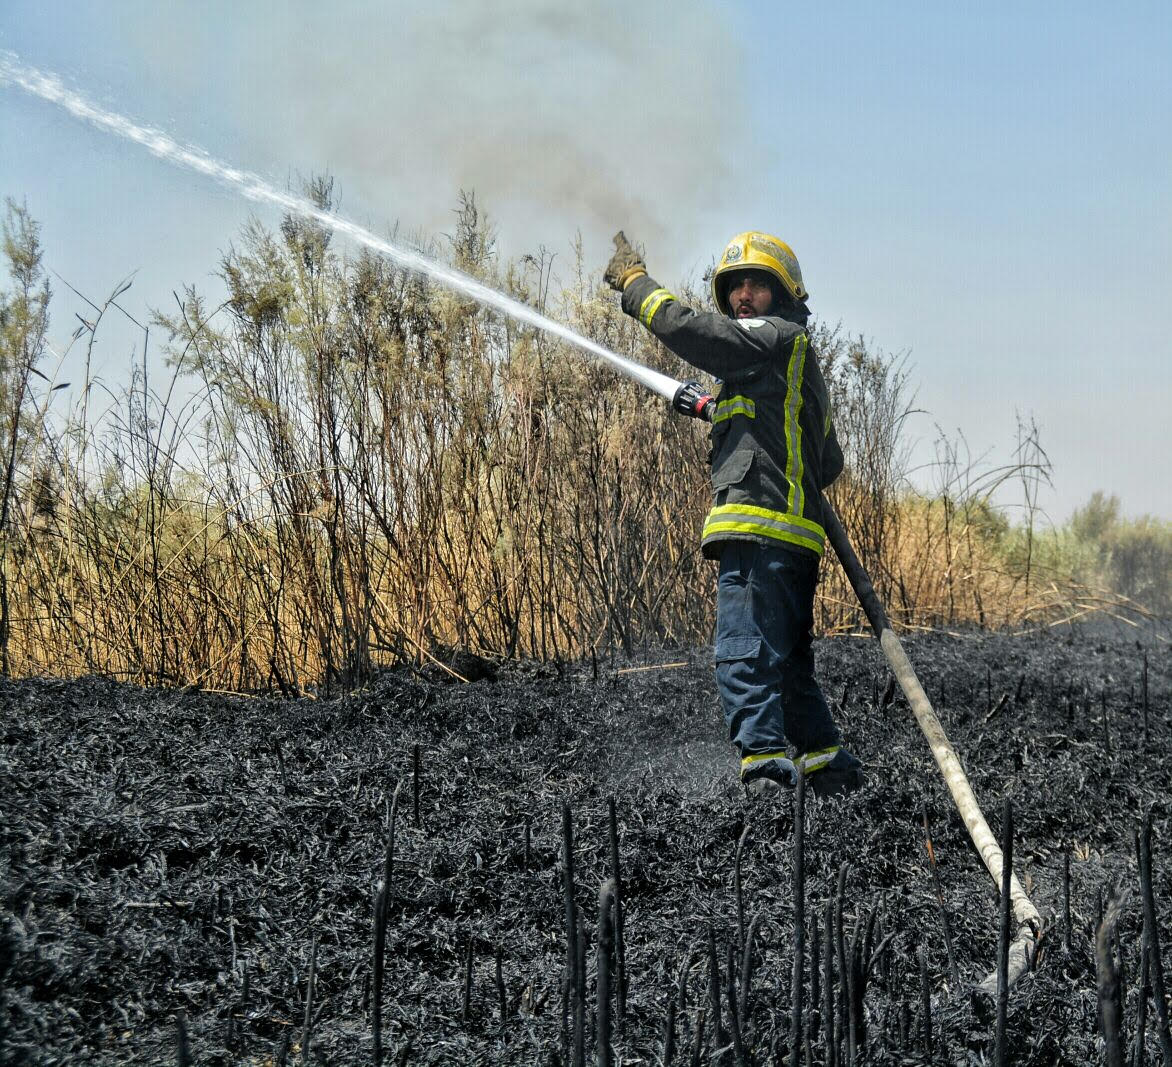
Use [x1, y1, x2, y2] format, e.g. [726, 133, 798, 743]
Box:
[2, 630, 1170, 1063]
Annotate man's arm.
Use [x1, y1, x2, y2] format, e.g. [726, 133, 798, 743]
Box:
[620, 274, 801, 381]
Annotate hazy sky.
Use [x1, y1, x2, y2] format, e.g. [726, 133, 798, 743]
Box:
[2, 1, 1169, 523]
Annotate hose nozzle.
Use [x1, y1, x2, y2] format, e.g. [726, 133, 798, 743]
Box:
[672, 381, 715, 421]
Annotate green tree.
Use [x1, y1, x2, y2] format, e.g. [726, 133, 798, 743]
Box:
[1070, 490, 1120, 544]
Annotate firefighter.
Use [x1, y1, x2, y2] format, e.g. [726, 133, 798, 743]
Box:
[605, 231, 863, 796]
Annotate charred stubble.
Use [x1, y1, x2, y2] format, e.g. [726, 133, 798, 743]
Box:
[0, 629, 1168, 1063]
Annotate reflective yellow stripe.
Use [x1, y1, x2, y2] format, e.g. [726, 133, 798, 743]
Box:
[712, 395, 756, 423]
[741, 751, 789, 770]
[797, 746, 840, 774]
[824, 405, 833, 438]
[639, 287, 675, 328]
[702, 501, 826, 555]
[704, 522, 823, 555]
[705, 502, 825, 534]
[783, 334, 808, 514]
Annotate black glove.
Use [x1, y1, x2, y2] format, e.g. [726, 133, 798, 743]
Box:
[603, 231, 647, 291]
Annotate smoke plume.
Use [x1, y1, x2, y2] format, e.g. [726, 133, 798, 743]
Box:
[124, 0, 745, 269]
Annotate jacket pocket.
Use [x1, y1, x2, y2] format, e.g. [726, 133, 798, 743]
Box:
[711, 447, 753, 492]
[715, 634, 762, 663]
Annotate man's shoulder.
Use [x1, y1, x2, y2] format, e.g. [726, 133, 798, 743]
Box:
[736, 314, 806, 341]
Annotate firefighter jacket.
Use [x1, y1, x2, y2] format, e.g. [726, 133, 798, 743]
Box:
[621, 274, 844, 559]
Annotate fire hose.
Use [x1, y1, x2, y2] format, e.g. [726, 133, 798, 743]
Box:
[660, 381, 1043, 994]
[3, 49, 1042, 992]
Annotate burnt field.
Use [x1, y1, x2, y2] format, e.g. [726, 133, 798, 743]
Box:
[2, 627, 1171, 1065]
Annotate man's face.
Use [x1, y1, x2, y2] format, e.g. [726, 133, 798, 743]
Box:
[725, 271, 776, 318]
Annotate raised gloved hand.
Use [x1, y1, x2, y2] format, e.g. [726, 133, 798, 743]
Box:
[603, 231, 647, 291]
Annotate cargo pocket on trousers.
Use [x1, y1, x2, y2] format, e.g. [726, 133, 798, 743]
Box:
[715, 635, 762, 664]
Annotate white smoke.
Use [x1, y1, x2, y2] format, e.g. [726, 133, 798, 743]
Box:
[119, 0, 745, 265]
[0, 51, 687, 402]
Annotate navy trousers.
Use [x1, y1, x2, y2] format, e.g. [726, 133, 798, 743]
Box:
[714, 541, 841, 757]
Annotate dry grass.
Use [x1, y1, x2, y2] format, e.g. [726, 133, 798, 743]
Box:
[0, 192, 1158, 689]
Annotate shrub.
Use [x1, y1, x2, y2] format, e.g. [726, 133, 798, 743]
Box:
[3, 191, 1161, 687]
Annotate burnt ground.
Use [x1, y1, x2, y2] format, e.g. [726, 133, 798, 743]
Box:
[2, 626, 1171, 1065]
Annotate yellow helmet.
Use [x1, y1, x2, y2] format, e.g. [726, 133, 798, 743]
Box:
[711, 231, 807, 316]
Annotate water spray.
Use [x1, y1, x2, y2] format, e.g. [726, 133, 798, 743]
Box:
[0, 51, 692, 411]
[3, 50, 1039, 993]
